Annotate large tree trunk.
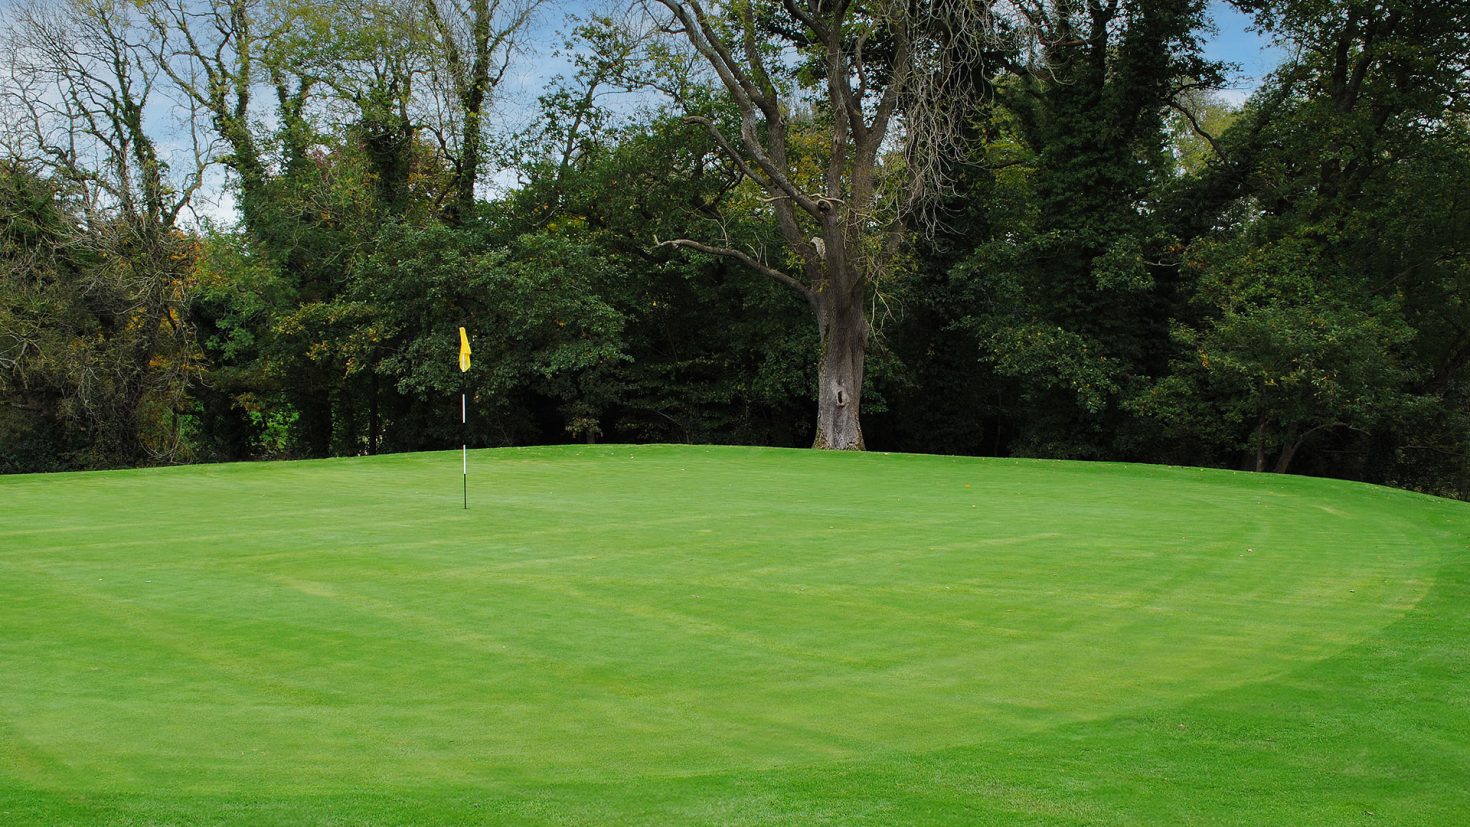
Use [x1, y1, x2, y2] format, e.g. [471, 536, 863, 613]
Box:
[812, 289, 867, 450]
[1250, 411, 1271, 471]
[448, 58, 488, 225]
[368, 372, 380, 456]
[1274, 440, 1300, 474]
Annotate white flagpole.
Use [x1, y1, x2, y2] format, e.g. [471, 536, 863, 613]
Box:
[461, 391, 467, 510]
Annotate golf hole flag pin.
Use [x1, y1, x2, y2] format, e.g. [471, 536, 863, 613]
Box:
[458, 327, 470, 509]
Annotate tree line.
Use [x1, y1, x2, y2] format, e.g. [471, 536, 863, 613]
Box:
[2, 0, 1468, 498]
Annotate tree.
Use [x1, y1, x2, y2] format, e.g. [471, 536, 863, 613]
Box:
[1131, 235, 1418, 473]
[1, 0, 205, 466]
[350, 221, 627, 449]
[504, 91, 818, 446]
[425, 0, 544, 224]
[1149, 0, 1470, 483]
[930, 0, 1224, 458]
[646, 0, 1003, 449]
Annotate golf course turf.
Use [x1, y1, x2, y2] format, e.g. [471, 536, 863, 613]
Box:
[2, 445, 1467, 825]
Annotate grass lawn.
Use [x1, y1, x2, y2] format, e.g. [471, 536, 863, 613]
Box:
[1, 444, 1467, 825]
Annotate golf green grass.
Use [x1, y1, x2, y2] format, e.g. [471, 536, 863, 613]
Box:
[2, 445, 1467, 825]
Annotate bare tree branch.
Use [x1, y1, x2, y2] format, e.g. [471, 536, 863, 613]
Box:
[1167, 97, 1231, 165]
[655, 237, 813, 300]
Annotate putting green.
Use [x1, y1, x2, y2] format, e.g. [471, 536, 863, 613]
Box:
[1, 445, 1467, 824]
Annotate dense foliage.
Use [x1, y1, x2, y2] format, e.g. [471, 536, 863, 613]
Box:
[2, 0, 1467, 497]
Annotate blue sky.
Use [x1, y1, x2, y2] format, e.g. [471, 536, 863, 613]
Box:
[1203, 0, 1287, 102]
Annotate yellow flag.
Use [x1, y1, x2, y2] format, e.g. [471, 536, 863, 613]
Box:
[458, 327, 471, 373]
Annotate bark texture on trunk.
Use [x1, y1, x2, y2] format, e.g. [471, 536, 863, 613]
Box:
[1274, 441, 1299, 474]
[1253, 412, 1269, 472]
[812, 279, 867, 450]
[446, 26, 490, 226]
[1274, 423, 1301, 473]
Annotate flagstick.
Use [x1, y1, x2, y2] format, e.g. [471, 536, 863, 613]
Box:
[461, 391, 468, 510]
